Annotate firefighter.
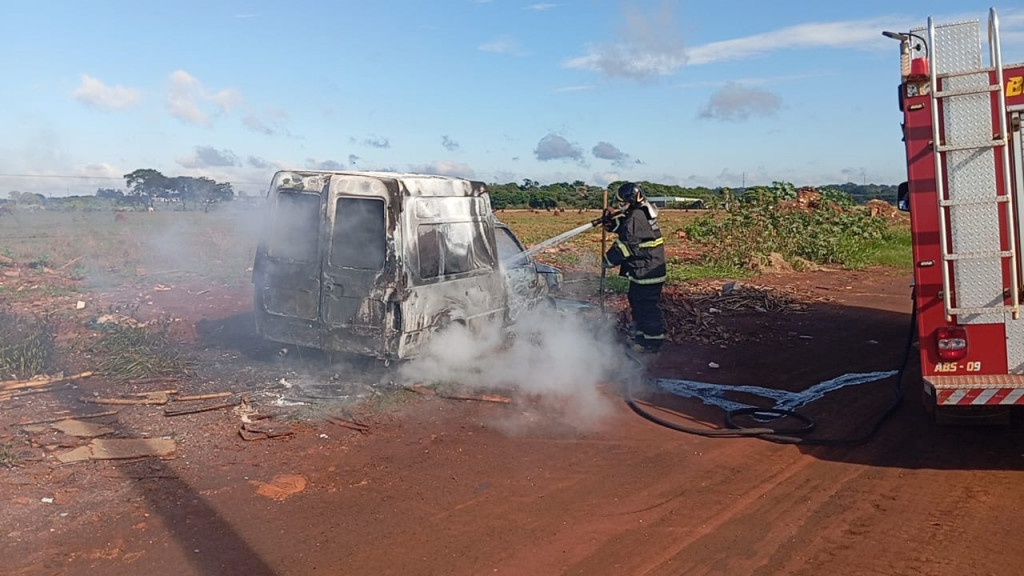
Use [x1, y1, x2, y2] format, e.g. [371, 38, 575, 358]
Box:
[602, 182, 667, 353]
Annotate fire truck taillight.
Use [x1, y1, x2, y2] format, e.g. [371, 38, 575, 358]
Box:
[936, 326, 968, 361]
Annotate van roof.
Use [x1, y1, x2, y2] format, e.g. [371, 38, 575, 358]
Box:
[271, 170, 486, 197]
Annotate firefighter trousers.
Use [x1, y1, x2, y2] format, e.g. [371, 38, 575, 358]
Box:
[627, 281, 665, 350]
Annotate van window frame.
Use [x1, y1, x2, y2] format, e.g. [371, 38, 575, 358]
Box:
[414, 219, 496, 283]
[266, 188, 322, 263]
[328, 195, 387, 271]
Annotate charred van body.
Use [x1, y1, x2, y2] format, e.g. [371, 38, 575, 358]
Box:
[252, 171, 561, 360]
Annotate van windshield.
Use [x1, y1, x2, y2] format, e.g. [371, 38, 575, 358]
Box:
[330, 197, 386, 270]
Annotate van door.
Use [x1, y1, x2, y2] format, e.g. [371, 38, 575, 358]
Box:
[495, 225, 541, 322]
[255, 188, 324, 349]
[321, 195, 389, 355]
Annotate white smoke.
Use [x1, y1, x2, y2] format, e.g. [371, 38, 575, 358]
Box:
[397, 304, 628, 430]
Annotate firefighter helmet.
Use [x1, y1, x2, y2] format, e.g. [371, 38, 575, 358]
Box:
[616, 182, 644, 206]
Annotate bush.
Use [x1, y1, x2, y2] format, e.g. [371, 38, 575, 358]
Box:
[684, 185, 900, 270]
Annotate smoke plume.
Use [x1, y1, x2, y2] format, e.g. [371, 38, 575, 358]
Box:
[397, 304, 629, 431]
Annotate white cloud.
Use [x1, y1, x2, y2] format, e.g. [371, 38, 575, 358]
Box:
[479, 36, 527, 56]
[592, 172, 621, 188]
[698, 82, 782, 121]
[591, 141, 632, 167]
[72, 74, 140, 110]
[166, 70, 242, 126]
[408, 160, 476, 179]
[563, 3, 687, 79]
[534, 133, 584, 163]
[177, 146, 240, 168]
[243, 108, 289, 135]
[686, 17, 907, 65]
[565, 11, 919, 78]
[526, 3, 557, 10]
[72, 162, 122, 179]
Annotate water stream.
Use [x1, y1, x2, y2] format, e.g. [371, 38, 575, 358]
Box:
[512, 221, 596, 264]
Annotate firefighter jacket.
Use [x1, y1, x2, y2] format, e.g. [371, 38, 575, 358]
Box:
[603, 202, 666, 284]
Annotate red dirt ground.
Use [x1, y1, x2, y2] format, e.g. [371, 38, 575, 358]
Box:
[3, 266, 1024, 576]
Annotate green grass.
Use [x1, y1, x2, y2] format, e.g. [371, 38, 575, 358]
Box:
[94, 323, 192, 381]
[0, 311, 56, 379]
[860, 227, 913, 269]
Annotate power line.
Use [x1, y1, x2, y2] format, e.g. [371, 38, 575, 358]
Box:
[0, 173, 123, 180]
[0, 173, 269, 186]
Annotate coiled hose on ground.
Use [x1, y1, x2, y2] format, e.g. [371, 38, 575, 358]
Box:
[625, 291, 917, 446]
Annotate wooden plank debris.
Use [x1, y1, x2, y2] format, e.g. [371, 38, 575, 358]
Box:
[175, 392, 232, 402]
[0, 371, 94, 392]
[164, 397, 239, 416]
[52, 419, 115, 438]
[56, 438, 177, 464]
[15, 410, 119, 427]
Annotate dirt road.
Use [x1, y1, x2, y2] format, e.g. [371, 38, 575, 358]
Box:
[3, 267, 1024, 576]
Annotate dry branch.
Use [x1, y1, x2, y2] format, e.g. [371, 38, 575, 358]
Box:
[175, 392, 232, 402]
[0, 371, 94, 392]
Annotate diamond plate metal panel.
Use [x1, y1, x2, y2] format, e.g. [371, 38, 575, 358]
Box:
[1007, 316, 1024, 373]
[953, 258, 1003, 307]
[941, 86, 992, 149]
[947, 149, 996, 203]
[949, 203, 1000, 252]
[930, 20, 982, 74]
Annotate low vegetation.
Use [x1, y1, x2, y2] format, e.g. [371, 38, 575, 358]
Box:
[684, 182, 911, 273]
[94, 323, 191, 381]
[0, 310, 56, 380]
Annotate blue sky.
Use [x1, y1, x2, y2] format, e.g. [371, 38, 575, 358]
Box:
[2, 0, 1023, 197]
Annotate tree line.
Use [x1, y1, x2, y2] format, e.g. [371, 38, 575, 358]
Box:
[101, 169, 235, 211]
[486, 179, 899, 210]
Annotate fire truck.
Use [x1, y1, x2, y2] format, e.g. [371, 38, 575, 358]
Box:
[889, 8, 1024, 416]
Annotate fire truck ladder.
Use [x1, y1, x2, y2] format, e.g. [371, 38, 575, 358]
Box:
[927, 8, 1019, 321]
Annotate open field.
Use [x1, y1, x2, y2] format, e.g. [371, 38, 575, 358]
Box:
[4, 207, 1022, 576]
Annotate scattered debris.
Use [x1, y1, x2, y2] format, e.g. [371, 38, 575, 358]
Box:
[175, 392, 232, 402]
[56, 438, 177, 464]
[661, 282, 822, 346]
[252, 474, 307, 500]
[404, 385, 513, 404]
[326, 415, 370, 434]
[15, 410, 119, 427]
[0, 371, 94, 392]
[52, 420, 115, 438]
[239, 421, 294, 441]
[164, 396, 240, 417]
[80, 390, 175, 405]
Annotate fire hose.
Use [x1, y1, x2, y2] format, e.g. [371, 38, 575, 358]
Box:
[623, 288, 916, 446]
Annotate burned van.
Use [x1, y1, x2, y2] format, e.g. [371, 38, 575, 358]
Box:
[252, 171, 560, 360]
